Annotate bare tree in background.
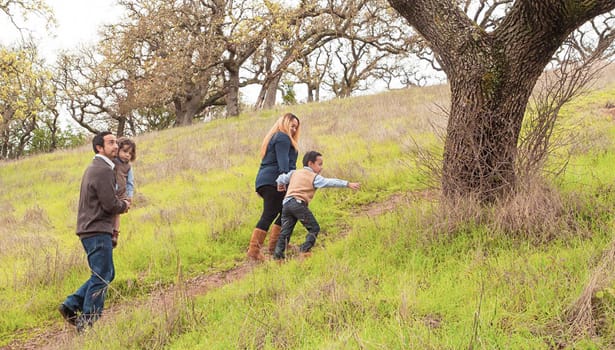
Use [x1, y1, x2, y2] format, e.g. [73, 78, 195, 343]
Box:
[388, 0, 615, 202]
[322, 38, 394, 97]
[319, 0, 418, 98]
[216, 0, 272, 116]
[108, 0, 227, 127]
[289, 49, 330, 103]
[54, 47, 128, 135]
[251, 0, 372, 109]
[252, 0, 419, 106]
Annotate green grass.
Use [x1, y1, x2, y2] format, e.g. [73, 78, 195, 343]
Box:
[134, 207, 611, 349]
[1, 75, 615, 348]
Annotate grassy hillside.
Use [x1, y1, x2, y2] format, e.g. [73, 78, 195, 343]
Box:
[1, 69, 614, 349]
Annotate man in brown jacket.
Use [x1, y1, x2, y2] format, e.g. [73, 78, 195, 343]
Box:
[58, 131, 130, 333]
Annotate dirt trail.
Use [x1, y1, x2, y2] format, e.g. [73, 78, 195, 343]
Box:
[3, 191, 427, 350]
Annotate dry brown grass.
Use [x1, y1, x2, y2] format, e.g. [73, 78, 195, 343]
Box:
[589, 62, 615, 89]
[420, 175, 608, 244]
[491, 179, 570, 242]
[22, 205, 53, 228]
[0, 202, 85, 289]
[0, 230, 84, 289]
[21, 244, 84, 287]
[564, 239, 615, 343]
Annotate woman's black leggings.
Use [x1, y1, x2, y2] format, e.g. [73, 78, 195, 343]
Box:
[256, 185, 286, 231]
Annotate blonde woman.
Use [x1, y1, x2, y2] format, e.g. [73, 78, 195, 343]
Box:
[247, 113, 301, 261]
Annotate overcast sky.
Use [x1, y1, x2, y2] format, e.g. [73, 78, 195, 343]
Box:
[0, 0, 123, 61]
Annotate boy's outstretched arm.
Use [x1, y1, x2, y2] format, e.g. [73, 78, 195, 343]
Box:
[314, 175, 359, 189]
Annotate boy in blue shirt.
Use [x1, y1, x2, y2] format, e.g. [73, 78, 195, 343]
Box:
[274, 151, 360, 259]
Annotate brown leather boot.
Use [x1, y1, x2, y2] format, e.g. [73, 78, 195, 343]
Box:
[267, 224, 282, 255]
[247, 228, 267, 261]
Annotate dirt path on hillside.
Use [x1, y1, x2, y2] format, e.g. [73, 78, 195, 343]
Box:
[3, 264, 256, 350]
[3, 191, 434, 350]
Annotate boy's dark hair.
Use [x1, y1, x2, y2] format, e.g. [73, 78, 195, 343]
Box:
[302, 151, 322, 166]
[92, 131, 113, 154]
[117, 136, 137, 161]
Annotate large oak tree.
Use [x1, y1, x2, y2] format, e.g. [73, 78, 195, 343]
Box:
[388, 0, 615, 201]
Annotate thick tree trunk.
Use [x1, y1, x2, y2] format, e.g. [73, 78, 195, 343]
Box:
[306, 83, 314, 103]
[116, 117, 126, 137]
[306, 82, 320, 103]
[444, 65, 535, 200]
[263, 74, 280, 109]
[225, 65, 241, 117]
[388, 0, 615, 201]
[173, 92, 202, 126]
[441, 28, 544, 200]
[255, 74, 281, 110]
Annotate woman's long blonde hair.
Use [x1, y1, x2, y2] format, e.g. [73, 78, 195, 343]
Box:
[260, 113, 301, 158]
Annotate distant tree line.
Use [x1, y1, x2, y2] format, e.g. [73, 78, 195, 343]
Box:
[1, 0, 424, 159]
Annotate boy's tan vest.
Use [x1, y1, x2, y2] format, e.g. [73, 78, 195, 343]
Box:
[286, 169, 318, 204]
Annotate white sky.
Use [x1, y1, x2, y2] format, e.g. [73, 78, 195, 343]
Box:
[0, 0, 123, 62]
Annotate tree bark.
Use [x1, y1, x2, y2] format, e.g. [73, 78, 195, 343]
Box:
[225, 63, 241, 117]
[306, 84, 314, 103]
[263, 74, 281, 109]
[255, 73, 282, 110]
[306, 82, 320, 103]
[173, 90, 204, 126]
[116, 116, 126, 137]
[388, 0, 615, 201]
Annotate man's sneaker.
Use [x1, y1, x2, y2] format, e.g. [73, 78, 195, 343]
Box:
[58, 304, 77, 326]
[299, 251, 312, 260]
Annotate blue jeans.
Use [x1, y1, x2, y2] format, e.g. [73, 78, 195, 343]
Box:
[63, 234, 115, 322]
[274, 198, 320, 259]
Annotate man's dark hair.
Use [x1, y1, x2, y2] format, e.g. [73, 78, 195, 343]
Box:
[92, 131, 113, 154]
[302, 151, 322, 166]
